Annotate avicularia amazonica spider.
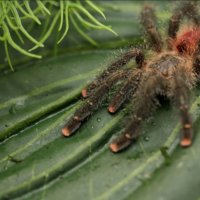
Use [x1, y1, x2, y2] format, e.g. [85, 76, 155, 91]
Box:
[62, 2, 200, 152]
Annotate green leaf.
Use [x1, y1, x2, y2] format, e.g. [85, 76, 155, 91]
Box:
[1, 49, 200, 200]
[0, 1, 200, 200]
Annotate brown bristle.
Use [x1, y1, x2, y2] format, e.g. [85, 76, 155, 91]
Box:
[110, 143, 119, 152]
[62, 128, 70, 136]
[82, 89, 87, 98]
[108, 106, 115, 113]
[181, 138, 192, 147]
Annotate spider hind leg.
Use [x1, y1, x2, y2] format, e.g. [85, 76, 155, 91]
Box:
[172, 71, 193, 146]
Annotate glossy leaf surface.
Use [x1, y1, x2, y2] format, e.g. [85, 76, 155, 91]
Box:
[0, 1, 200, 200]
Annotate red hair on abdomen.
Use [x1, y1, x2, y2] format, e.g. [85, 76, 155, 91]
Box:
[172, 25, 200, 58]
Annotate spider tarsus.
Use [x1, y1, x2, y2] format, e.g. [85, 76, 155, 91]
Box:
[110, 135, 132, 153]
[125, 134, 131, 139]
[108, 106, 115, 113]
[62, 119, 81, 137]
[110, 144, 119, 153]
[81, 89, 87, 98]
[181, 139, 192, 147]
[108, 95, 125, 113]
[184, 124, 191, 129]
[62, 128, 70, 136]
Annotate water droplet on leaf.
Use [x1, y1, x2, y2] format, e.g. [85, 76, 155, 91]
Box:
[9, 105, 17, 114]
[143, 136, 149, 142]
[97, 118, 101, 122]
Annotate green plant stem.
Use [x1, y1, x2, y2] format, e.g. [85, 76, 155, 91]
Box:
[2, 21, 41, 59]
[69, 3, 117, 36]
[59, 0, 64, 31]
[36, 0, 51, 15]
[72, 9, 105, 30]
[85, 0, 106, 19]
[4, 38, 14, 71]
[6, 14, 24, 44]
[23, 0, 41, 24]
[40, 3, 53, 40]
[9, 2, 44, 47]
[57, 1, 69, 44]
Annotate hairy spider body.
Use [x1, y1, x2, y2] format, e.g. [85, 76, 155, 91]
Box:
[62, 2, 200, 153]
[145, 52, 193, 79]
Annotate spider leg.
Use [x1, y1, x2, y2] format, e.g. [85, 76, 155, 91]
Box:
[62, 69, 131, 136]
[110, 73, 168, 152]
[141, 4, 162, 53]
[82, 49, 145, 98]
[193, 39, 200, 75]
[168, 2, 198, 49]
[172, 71, 193, 146]
[108, 69, 142, 113]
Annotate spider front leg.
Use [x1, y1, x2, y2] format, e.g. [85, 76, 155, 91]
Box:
[62, 69, 131, 136]
[82, 49, 145, 98]
[141, 4, 162, 53]
[172, 71, 193, 146]
[110, 73, 168, 152]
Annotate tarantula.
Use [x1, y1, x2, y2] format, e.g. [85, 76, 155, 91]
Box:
[62, 2, 200, 152]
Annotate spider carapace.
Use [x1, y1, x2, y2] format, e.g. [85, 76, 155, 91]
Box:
[62, 2, 200, 152]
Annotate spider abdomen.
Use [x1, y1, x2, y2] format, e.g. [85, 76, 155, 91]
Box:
[173, 26, 200, 57]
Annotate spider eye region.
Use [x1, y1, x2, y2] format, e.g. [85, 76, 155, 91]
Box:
[173, 27, 200, 57]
